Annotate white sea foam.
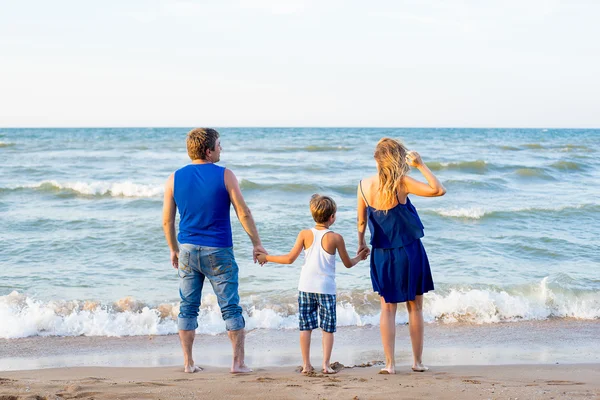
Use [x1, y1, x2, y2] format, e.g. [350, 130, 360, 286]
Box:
[26, 180, 164, 198]
[432, 203, 597, 220]
[434, 207, 487, 219]
[1, 278, 598, 339]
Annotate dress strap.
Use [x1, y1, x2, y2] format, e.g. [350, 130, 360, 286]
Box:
[359, 180, 370, 207]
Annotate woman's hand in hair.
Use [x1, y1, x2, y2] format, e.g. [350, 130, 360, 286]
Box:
[406, 151, 423, 168]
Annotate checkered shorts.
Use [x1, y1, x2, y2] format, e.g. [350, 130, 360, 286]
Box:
[298, 291, 336, 333]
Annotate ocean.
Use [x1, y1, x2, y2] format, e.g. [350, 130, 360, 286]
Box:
[1, 128, 599, 339]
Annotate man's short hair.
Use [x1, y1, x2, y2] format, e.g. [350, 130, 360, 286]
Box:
[310, 194, 337, 223]
[186, 128, 220, 160]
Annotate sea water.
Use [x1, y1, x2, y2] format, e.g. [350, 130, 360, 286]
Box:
[0, 128, 598, 338]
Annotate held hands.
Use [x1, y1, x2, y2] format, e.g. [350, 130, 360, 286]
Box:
[357, 246, 370, 260]
[256, 251, 268, 265]
[253, 245, 268, 266]
[406, 151, 424, 168]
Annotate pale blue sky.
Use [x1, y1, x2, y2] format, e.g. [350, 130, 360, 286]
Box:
[1, 0, 598, 127]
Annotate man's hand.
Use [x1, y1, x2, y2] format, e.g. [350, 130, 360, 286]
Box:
[256, 252, 268, 264]
[253, 245, 268, 265]
[170, 250, 179, 269]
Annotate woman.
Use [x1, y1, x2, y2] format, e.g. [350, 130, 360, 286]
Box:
[357, 137, 446, 374]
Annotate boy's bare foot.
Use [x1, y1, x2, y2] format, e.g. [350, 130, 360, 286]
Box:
[184, 365, 203, 373]
[322, 365, 336, 374]
[231, 364, 253, 374]
[411, 364, 429, 372]
[301, 365, 315, 374]
[379, 366, 396, 374]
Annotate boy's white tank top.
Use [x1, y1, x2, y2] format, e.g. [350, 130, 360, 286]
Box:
[298, 228, 337, 295]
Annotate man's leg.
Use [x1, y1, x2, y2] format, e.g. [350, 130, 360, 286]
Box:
[202, 247, 251, 373]
[177, 245, 204, 373]
[179, 330, 201, 373]
[228, 328, 250, 373]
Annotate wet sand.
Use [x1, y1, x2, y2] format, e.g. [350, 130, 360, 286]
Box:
[1, 364, 599, 399]
[1, 320, 599, 399]
[1, 320, 598, 371]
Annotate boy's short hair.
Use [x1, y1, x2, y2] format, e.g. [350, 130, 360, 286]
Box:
[186, 128, 219, 160]
[310, 194, 337, 223]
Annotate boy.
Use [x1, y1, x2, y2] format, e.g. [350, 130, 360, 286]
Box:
[257, 194, 369, 374]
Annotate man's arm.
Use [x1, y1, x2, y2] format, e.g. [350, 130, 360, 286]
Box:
[162, 173, 179, 269]
[224, 169, 266, 263]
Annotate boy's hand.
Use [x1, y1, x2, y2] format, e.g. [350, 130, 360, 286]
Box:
[256, 252, 268, 265]
[358, 247, 370, 260]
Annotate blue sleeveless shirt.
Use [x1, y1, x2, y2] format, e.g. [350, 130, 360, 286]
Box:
[367, 196, 425, 249]
[174, 163, 233, 247]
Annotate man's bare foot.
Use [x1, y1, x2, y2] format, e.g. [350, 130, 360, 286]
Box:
[411, 364, 429, 372]
[301, 365, 315, 374]
[322, 365, 336, 374]
[231, 364, 253, 374]
[184, 365, 203, 373]
[379, 366, 396, 374]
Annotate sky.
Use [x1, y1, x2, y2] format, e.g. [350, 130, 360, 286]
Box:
[0, 0, 599, 128]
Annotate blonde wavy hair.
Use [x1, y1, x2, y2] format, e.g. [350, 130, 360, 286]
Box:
[374, 138, 410, 209]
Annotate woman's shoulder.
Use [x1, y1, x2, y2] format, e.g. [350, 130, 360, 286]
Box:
[359, 176, 378, 187]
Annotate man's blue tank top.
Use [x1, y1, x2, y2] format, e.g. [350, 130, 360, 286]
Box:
[174, 163, 233, 247]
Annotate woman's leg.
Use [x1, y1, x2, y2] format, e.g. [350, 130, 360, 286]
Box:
[406, 295, 428, 371]
[379, 296, 397, 374]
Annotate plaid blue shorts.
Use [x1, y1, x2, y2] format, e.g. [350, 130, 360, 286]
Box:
[298, 291, 336, 333]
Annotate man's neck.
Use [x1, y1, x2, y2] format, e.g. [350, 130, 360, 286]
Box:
[192, 159, 213, 164]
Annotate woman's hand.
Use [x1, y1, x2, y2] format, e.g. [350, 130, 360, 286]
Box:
[357, 243, 370, 258]
[406, 151, 424, 168]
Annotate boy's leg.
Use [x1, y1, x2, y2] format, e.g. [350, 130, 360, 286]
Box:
[321, 331, 334, 373]
[298, 291, 318, 373]
[300, 330, 313, 373]
[317, 294, 337, 374]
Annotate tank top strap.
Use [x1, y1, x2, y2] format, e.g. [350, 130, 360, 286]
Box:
[310, 228, 331, 251]
[359, 180, 370, 207]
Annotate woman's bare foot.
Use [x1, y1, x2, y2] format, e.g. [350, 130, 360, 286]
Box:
[322, 365, 336, 374]
[379, 366, 396, 374]
[301, 365, 315, 374]
[184, 365, 203, 373]
[231, 364, 253, 374]
[411, 363, 429, 372]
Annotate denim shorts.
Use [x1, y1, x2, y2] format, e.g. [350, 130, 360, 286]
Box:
[177, 244, 245, 332]
[298, 291, 336, 333]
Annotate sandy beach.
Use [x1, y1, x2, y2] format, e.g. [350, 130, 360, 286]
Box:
[1, 320, 599, 398]
[1, 364, 599, 399]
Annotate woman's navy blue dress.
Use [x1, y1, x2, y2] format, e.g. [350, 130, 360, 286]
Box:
[362, 183, 434, 303]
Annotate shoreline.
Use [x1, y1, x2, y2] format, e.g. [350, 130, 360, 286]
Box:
[2, 319, 598, 372]
[1, 364, 598, 399]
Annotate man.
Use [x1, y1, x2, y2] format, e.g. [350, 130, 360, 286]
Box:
[162, 128, 266, 373]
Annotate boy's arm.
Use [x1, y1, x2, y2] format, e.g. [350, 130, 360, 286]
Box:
[260, 231, 306, 265]
[334, 233, 368, 268]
